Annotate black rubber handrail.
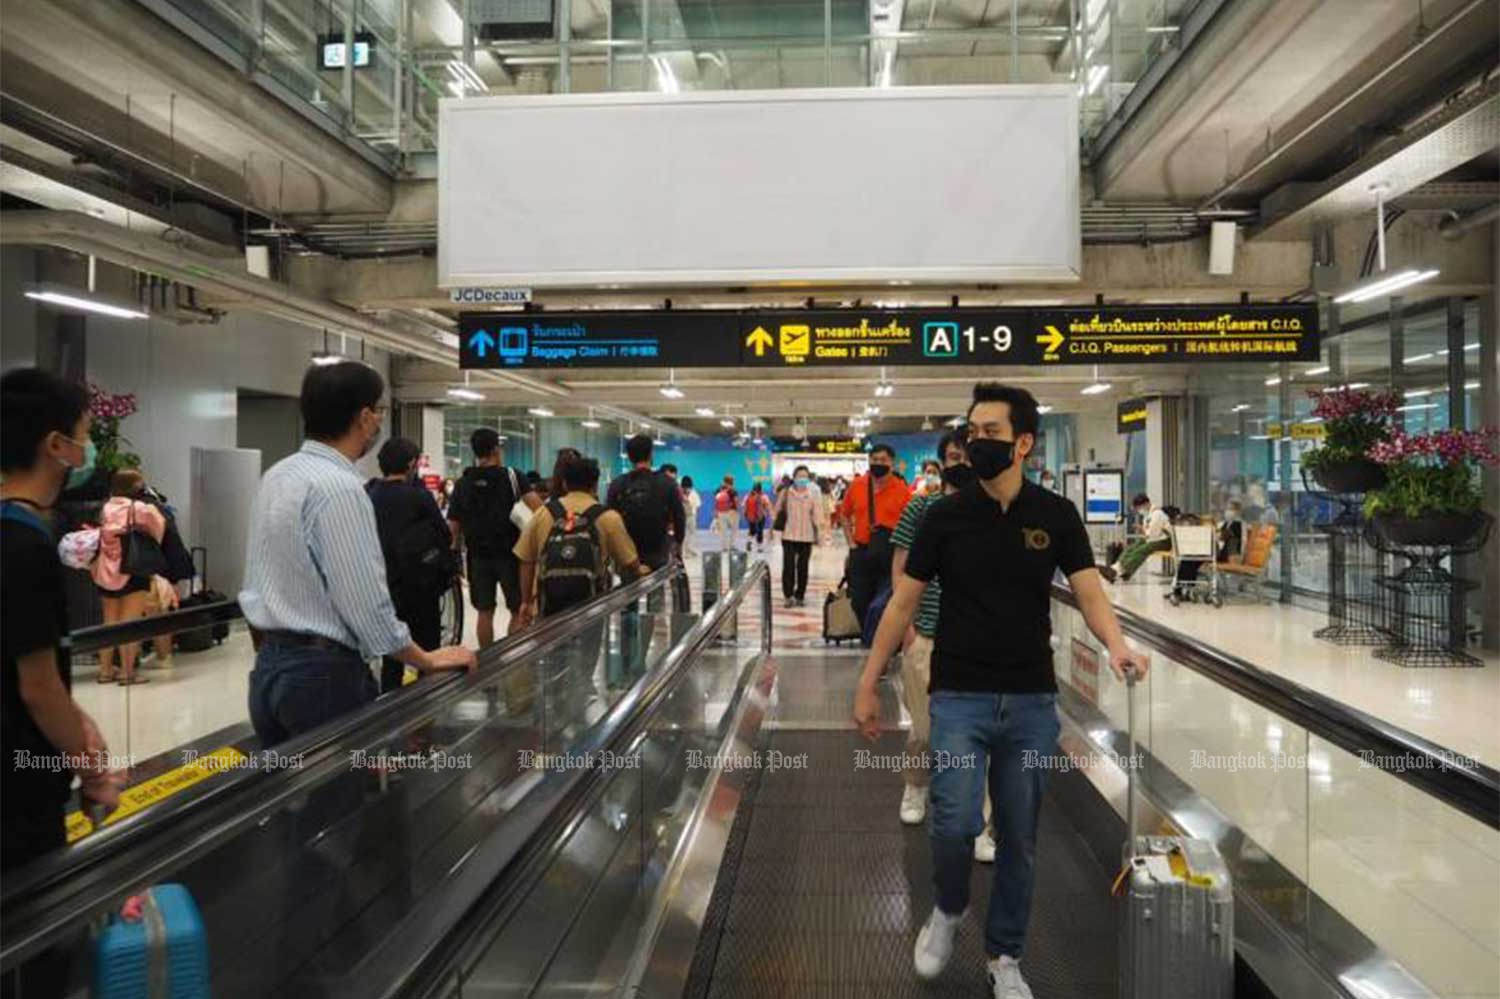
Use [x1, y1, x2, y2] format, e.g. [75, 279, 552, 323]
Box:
[1052, 582, 1500, 829]
[0, 566, 681, 969]
[64, 599, 243, 656]
[337, 561, 773, 999]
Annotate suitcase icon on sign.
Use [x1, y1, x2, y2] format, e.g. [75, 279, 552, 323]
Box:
[498, 327, 528, 359]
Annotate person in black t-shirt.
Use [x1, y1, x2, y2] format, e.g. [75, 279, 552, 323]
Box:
[1, 369, 124, 873]
[368, 438, 455, 693]
[606, 434, 686, 571]
[854, 382, 1147, 999]
[447, 428, 535, 646]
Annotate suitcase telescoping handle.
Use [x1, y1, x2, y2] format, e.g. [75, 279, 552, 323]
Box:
[1124, 663, 1138, 847]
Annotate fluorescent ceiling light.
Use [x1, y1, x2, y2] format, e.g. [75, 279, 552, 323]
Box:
[1398, 403, 1438, 412]
[527, 406, 554, 417]
[1320, 382, 1370, 393]
[446, 387, 484, 401]
[748, 417, 767, 429]
[652, 436, 667, 446]
[1403, 353, 1435, 365]
[864, 403, 880, 416]
[1037, 405, 1054, 415]
[1231, 403, 1251, 412]
[1333, 268, 1440, 304]
[25, 289, 148, 320]
[580, 418, 602, 429]
[1465, 380, 1479, 390]
[1080, 382, 1112, 395]
[1404, 389, 1432, 399]
[659, 385, 685, 399]
[694, 406, 715, 417]
[310, 352, 342, 367]
[719, 418, 737, 428]
[1304, 365, 1330, 376]
[1265, 377, 1281, 386]
[946, 416, 966, 428]
[1249, 434, 1272, 440]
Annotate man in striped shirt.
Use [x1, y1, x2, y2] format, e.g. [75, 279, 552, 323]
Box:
[889, 428, 996, 861]
[240, 362, 475, 746]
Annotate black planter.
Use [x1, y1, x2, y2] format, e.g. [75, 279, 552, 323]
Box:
[1373, 511, 1485, 547]
[1311, 459, 1387, 495]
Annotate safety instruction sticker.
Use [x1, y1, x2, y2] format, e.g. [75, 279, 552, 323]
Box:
[65, 746, 248, 843]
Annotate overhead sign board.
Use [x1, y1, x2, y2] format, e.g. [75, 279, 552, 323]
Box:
[459, 304, 1318, 370]
[449, 287, 532, 305]
[1117, 398, 1148, 434]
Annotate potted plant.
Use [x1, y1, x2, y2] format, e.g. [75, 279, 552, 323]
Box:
[87, 383, 142, 473]
[1300, 387, 1401, 494]
[1365, 429, 1499, 546]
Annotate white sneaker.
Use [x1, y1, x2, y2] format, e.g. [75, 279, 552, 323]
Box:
[988, 955, 1034, 999]
[974, 828, 997, 863]
[914, 907, 964, 979]
[899, 784, 927, 825]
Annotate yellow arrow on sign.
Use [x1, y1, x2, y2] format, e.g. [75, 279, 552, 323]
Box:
[745, 326, 773, 357]
[1037, 325, 1064, 355]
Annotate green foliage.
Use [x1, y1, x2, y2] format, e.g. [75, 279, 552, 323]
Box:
[1363, 462, 1481, 520]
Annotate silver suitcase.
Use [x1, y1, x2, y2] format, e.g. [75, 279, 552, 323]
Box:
[1118, 669, 1234, 999]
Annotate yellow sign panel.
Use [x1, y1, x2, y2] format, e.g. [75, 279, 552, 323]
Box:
[1263, 422, 1327, 440]
[65, 745, 248, 844]
[778, 324, 810, 357]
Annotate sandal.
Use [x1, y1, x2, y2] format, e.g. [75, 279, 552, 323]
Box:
[96, 670, 118, 684]
[117, 674, 151, 686]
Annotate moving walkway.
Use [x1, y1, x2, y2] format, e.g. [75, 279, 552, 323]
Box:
[4, 564, 1496, 998]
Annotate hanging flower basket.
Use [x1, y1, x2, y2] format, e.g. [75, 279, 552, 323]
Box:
[1311, 458, 1386, 495]
[1372, 510, 1485, 547]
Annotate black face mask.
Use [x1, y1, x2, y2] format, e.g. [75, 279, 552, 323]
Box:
[941, 464, 975, 489]
[968, 439, 1015, 481]
[869, 464, 891, 479]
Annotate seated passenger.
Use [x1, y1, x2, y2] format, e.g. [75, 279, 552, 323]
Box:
[1099, 493, 1172, 583]
[239, 361, 475, 747]
[514, 456, 644, 627]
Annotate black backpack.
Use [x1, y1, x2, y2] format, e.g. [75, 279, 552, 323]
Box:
[538, 499, 609, 615]
[456, 467, 519, 556]
[612, 470, 669, 557]
[367, 481, 458, 593]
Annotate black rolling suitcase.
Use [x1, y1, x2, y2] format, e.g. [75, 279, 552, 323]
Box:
[175, 547, 231, 653]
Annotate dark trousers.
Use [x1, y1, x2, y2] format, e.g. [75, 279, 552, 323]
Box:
[847, 544, 891, 624]
[382, 589, 442, 693]
[782, 540, 812, 600]
[1, 809, 69, 999]
[248, 640, 377, 747]
[748, 520, 765, 547]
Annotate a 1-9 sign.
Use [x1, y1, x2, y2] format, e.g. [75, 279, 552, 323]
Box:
[923, 321, 1012, 358]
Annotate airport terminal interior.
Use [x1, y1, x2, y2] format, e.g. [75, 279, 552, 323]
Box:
[0, 1, 1497, 997]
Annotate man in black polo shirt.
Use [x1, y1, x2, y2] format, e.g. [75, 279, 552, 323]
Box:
[855, 382, 1147, 999]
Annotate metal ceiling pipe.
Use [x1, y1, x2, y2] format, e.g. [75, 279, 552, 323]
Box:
[0, 210, 567, 398]
[1439, 202, 1500, 240]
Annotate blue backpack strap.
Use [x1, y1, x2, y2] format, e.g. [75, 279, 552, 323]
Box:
[0, 500, 52, 540]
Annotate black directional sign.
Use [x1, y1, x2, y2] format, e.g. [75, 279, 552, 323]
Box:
[458, 304, 1319, 369]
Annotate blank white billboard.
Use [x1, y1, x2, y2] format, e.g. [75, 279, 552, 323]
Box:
[439, 86, 1080, 288]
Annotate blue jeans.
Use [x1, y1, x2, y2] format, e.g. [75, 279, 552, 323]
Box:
[928, 690, 1061, 958]
[248, 640, 377, 747]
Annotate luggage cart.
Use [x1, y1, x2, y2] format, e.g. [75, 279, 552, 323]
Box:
[1167, 521, 1221, 607]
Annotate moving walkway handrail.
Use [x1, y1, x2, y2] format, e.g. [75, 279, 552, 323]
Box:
[0, 565, 681, 970]
[1051, 581, 1500, 829]
[342, 561, 773, 999]
[63, 598, 243, 656]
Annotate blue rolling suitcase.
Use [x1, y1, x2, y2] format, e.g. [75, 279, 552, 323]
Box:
[94, 884, 210, 999]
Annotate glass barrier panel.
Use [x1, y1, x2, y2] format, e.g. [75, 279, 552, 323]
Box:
[1307, 735, 1500, 998]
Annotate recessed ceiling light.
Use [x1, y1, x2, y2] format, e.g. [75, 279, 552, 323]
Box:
[695, 406, 715, 417]
[1304, 365, 1330, 376]
[527, 406, 554, 417]
[719, 418, 737, 428]
[1265, 377, 1282, 386]
[1231, 403, 1251, 412]
[1333, 268, 1440, 304]
[1080, 382, 1112, 396]
[446, 387, 484, 401]
[25, 288, 148, 320]
[580, 418, 602, 428]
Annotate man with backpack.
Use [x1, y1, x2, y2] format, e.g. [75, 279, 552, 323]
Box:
[514, 457, 644, 628]
[607, 435, 686, 573]
[368, 437, 456, 692]
[447, 428, 529, 646]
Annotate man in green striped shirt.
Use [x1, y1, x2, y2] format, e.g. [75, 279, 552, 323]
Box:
[891, 429, 997, 862]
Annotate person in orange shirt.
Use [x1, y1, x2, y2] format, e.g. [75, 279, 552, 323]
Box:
[838, 443, 910, 623]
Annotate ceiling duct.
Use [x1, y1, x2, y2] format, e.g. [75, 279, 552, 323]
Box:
[0, 210, 566, 398]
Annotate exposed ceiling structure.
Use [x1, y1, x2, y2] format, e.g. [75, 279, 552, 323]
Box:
[0, 0, 1493, 441]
